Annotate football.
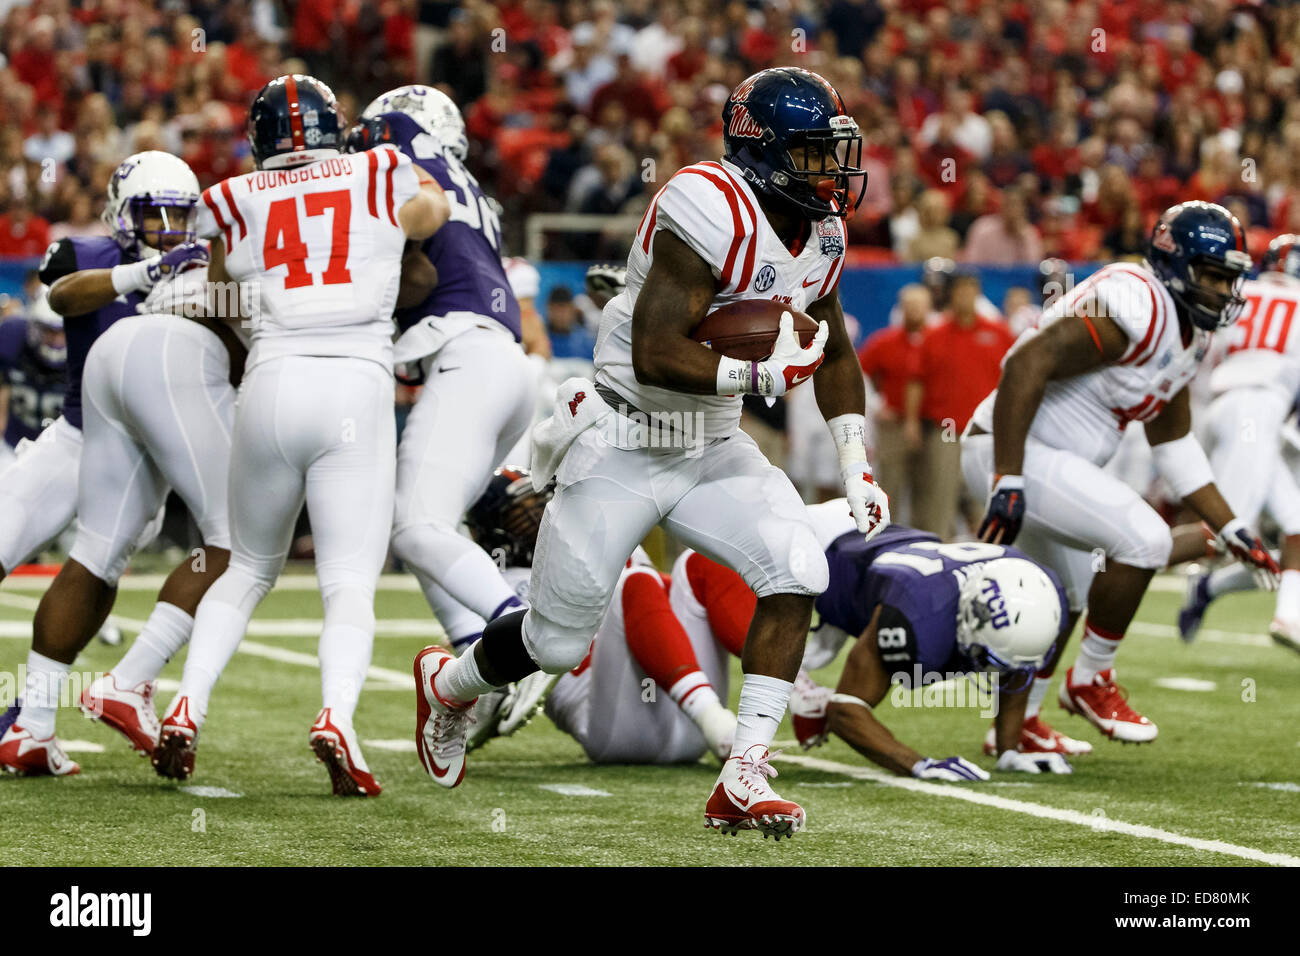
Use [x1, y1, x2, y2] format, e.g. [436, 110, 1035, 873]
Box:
[691, 299, 819, 361]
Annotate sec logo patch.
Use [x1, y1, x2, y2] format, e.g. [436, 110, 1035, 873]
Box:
[753, 264, 776, 292]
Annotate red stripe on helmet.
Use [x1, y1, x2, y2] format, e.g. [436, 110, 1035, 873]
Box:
[284, 75, 306, 152]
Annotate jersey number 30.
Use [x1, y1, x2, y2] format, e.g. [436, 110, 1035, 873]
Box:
[263, 190, 353, 290]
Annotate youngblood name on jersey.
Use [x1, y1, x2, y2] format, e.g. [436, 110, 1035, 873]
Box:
[594, 159, 847, 440]
[1209, 274, 1300, 401]
[197, 144, 419, 370]
[971, 262, 1208, 466]
[0, 319, 64, 446]
[37, 237, 147, 431]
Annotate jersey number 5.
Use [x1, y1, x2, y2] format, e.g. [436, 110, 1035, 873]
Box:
[263, 190, 353, 290]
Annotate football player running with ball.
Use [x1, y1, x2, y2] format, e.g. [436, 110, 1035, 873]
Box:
[414, 67, 889, 840]
[962, 201, 1279, 746]
[155, 75, 448, 795]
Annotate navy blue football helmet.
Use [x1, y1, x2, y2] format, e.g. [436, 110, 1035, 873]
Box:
[1260, 234, 1300, 279]
[722, 67, 865, 221]
[465, 466, 555, 569]
[247, 74, 345, 171]
[1146, 201, 1252, 330]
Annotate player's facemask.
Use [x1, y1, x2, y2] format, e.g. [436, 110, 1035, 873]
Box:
[133, 198, 198, 254]
[1181, 257, 1249, 330]
[781, 119, 866, 219]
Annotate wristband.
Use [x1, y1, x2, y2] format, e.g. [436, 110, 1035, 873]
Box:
[826, 413, 870, 471]
[715, 355, 751, 396]
[829, 692, 872, 711]
[110, 258, 155, 295]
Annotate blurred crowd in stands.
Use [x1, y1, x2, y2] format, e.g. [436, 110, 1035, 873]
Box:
[3, 0, 1300, 262]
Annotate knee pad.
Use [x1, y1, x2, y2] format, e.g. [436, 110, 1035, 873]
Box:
[1111, 505, 1173, 570]
[214, 561, 277, 617]
[522, 608, 596, 675]
[320, 584, 376, 632]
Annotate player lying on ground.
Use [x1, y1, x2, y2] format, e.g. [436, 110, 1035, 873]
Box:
[964, 201, 1279, 746]
[414, 67, 889, 840]
[0, 153, 224, 776]
[154, 74, 448, 796]
[1177, 234, 1300, 656]
[693, 504, 1074, 778]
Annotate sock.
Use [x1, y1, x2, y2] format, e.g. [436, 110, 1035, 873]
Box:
[1206, 562, 1260, 599]
[176, 570, 264, 721]
[318, 588, 376, 726]
[730, 673, 792, 757]
[667, 670, 721, 721]
[435, 641, 497, 704]
[621, 571, 707, 693]
[684, 552, 756, 657]
[113, 602, 192, 689]
[490, 595, 526, 619]
[450, 630, 481, 652]
[21, 650, 69, 739]
[1025, 675, 1052, 719]
[1276, 569, 1300, 621]
[1072, 619, 1123, 685]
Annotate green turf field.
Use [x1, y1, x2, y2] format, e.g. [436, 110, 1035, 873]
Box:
[2, 571, 1298, 866]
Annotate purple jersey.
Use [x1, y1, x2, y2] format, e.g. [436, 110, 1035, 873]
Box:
[378, 116, 521, 340]
[0, 319, 65, 445]
[817, 524, 1068, 678]
[36, 237, 145, 430]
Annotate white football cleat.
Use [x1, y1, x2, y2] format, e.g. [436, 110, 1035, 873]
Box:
[309, 708, 381, 797]
[1058, 668, 1157, 743]
[705, 744, 805, 840]
[153, 695, 201, 780]
[496, 670, 556, 737]
[413, 645, 475, 788]
[80, 674, 159, 757]
[96, 624, 123, 646]
[1269, 617, 1300, 656]
[982, 715, 1093, 756]
[0, 724, 81, 776]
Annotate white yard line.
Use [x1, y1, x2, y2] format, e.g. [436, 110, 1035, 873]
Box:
[774, 752, 1300, 867]
[1, 573, 425, 592]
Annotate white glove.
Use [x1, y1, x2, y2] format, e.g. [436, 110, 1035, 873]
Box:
[715, 311, 828, 400]
[844, 464, 890, 542]
[995, 749, 1073, 774]
[1217, 517, 1281, 591]
[912, 756, 990, 782]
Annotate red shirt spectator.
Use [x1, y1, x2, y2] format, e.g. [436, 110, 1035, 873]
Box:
[916, 308, 1014, 431]
[859, 324, 924, 416]
[0, 209, 51, 258]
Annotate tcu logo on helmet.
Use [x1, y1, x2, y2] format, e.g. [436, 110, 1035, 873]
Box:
[978, 579, 1011, 629]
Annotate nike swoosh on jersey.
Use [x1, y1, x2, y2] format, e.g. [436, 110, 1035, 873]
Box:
[802, 275, 824, 288]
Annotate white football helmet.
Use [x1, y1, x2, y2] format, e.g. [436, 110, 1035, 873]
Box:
[956, 557, 1061, 681]
[103, 151, 201, 257]
[361, 85, 467, 160]
[26, 287, 66, 368]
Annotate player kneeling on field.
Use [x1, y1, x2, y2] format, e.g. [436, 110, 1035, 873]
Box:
[782, 520, 1075, 779]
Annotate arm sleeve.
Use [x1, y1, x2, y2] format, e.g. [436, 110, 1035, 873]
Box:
[652, 170, 756, 294]
[36, 239, 78, 286]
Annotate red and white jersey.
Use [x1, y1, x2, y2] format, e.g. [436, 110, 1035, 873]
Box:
[197, 146, 419, 372]
[593, 159, 848, 440]
[1208, 274, 1300, 402]
[970, 262, 1210, 466]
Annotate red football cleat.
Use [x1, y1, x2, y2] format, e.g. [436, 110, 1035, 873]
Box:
[705, 744, 805, 840]
[790, 672, 832, 750]
[413, 645, 475, 789]
[1058, 668, 1157, 743]
[983, 714, 1094, 756]
[0, 724, 81, 776]
[309, 708, 381, 797]
[81, 673, 160, 757]
[153, 695, 200, 780]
